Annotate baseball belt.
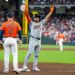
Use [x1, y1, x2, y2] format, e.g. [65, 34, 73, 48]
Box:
[30, 35, 41, 40]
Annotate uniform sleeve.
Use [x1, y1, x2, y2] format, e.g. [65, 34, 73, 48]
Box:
[41, 19, 46, 25]
[25, 9, 31, 23]
[30, 21, 33, 26]
[0, 30, 4, 40]
[0, 26, 4, 40]
[17, 23, 22, 40]
[1, 23, 5, 30]
[18, 30, 22, 40]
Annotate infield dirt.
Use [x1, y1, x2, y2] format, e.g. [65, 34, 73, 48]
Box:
[0, 62, 75, 75]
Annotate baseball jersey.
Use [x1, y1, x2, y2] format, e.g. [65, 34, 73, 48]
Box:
[1, 20, 21, 38]
[30, 19, 46, 38]
[57, 33, 65, 40]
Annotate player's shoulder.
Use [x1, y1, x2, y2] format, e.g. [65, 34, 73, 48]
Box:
[2, 21, 8, 26]
[13, 20, 19, 24]
[29, 21, 34, 26]
[13, 21, 20, 26]
[30, 21, 34, 24]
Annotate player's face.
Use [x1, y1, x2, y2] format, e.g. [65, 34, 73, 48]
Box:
[34, 17, 40, 22]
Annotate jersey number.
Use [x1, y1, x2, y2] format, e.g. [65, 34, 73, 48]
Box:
[9, 27, 13, 34]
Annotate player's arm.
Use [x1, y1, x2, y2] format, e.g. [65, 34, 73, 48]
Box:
[0, 30, 4, 43]
[17, 23, 22, 40]
[18, 30, 22, 40]
[18, 30, 22, 45]
[44, 5, 54, 22]
[0, 29, 3, 50]
[0, 25, 4, 42]
[17, 23, 22, 45]
[25, 4, 32, 23]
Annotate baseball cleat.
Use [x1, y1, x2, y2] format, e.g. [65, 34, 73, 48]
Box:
[32, 67, 40, 71]
[14, 69, 21, 74]
[3, 69, 9, 73]
[22, 66, 31, 72]
[14, 70, 20, 74]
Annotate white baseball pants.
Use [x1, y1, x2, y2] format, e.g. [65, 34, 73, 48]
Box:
[3, 37, 18, 71]
[23, 37, 41, 68]
[58, 39, 64, 51]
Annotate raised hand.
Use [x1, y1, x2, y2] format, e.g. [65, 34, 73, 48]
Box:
[50, 5, 54, 12]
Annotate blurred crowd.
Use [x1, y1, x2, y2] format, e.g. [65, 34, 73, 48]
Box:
[0, 11, 22, 27]
[29, 0, 75, 5]
[42, 16, 75, 45]
[0, 11, 5, 26]
[0, 10, 75, 45]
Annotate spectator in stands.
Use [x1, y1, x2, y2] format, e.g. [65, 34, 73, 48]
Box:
[70, 29, 75, 45]
[0, 21, 2, 26]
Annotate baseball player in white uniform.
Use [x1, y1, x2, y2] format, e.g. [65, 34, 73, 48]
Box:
[22, 5, 54, 72]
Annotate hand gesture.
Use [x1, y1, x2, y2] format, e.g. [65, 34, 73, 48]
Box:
[50, 5, 54, 12]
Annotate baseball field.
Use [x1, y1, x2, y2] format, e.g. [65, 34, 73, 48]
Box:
[0, 44, 75, 75]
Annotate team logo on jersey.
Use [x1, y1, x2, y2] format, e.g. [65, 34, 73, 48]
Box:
[6, 22, 15, 27]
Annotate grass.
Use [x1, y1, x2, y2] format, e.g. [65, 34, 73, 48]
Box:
[0, 45, 75, 64]
[19, 44, 75, 48]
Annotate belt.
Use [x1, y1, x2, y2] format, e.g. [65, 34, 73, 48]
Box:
[30, 35, 40, 40]
[4, 36, 17, 38]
